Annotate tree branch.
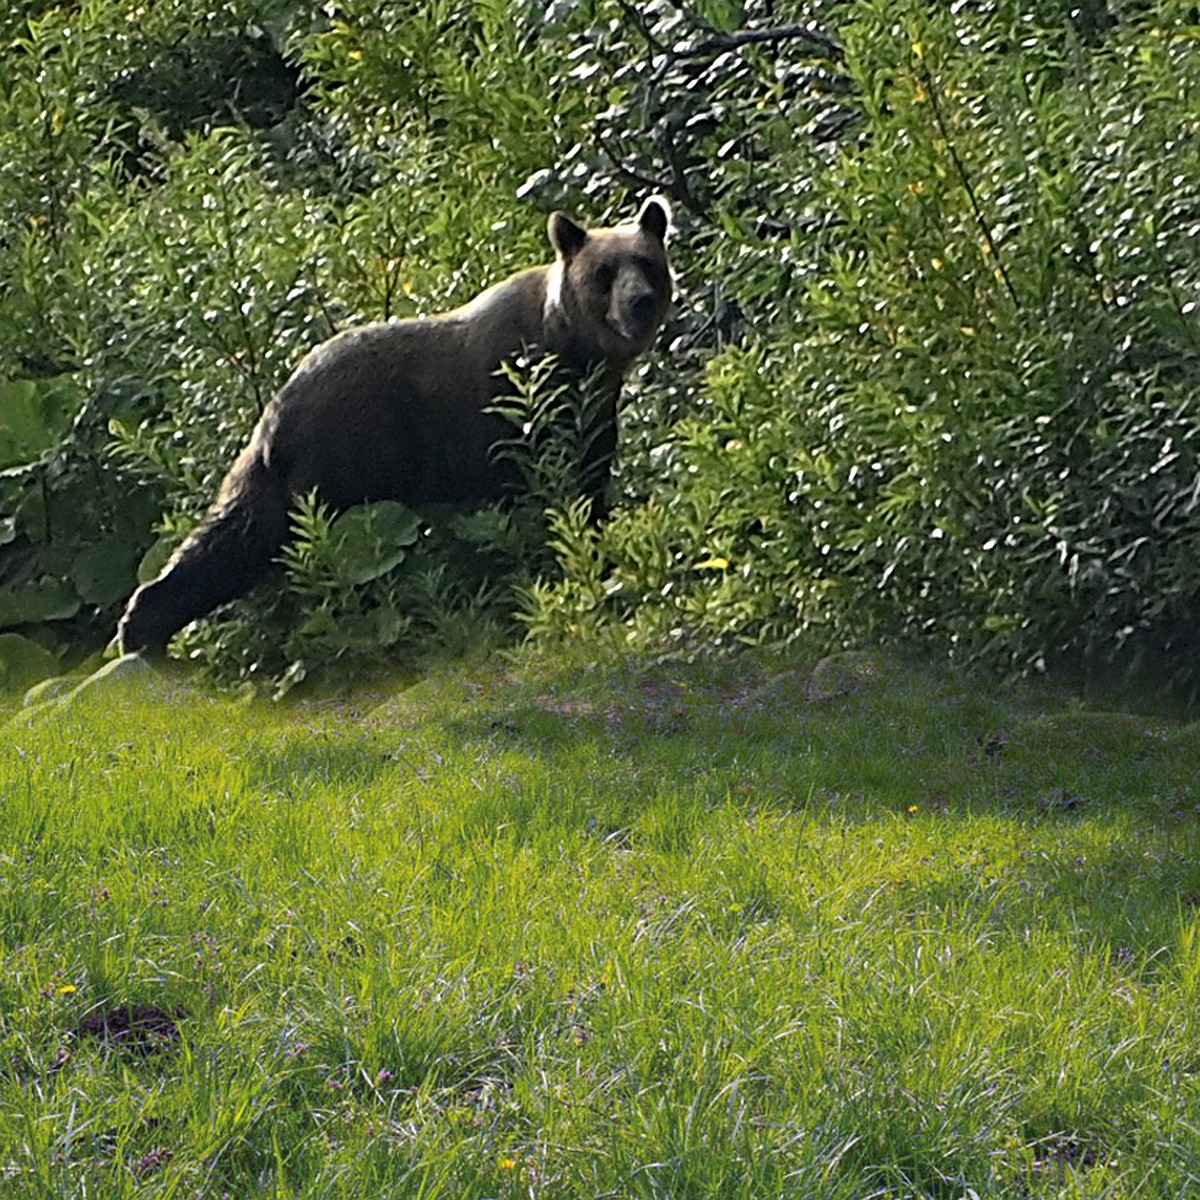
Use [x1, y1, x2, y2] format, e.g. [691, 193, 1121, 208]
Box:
[677, 25, 843, 62]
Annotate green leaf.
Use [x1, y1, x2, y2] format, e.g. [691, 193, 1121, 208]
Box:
[135, 534, 180, 584]
[71, 537, 140, 605]
[0, 376, 84, 470]
[0, 632, 60, 689]
[0, 581, 80, 628]
[332, 501, 421, 586]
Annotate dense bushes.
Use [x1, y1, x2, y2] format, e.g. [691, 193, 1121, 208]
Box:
[531, 0, 1200, 693]
[0, 0, 1198, 693]
[0, 0, 595, 688]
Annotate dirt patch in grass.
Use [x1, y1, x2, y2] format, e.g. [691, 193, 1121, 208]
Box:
[69, 1004, 186, 1056]
[1028, 1133, 1109, 1181]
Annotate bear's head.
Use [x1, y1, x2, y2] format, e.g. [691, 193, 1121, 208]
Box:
[546, 196, 672, 365]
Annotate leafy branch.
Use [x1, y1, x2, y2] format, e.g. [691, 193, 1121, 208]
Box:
[912, 52, 1021, 308]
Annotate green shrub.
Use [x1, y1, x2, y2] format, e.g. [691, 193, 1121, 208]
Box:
[527, 0, 1200, 695]
[0, 0, 605, 685]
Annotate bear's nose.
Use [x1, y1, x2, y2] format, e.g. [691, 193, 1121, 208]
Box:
[630, 291, 658, 324]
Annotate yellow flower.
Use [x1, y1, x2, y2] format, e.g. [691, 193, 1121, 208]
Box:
[58, 984, 77, 995]
[906, 804, 919, 814]
[498, 1158, 517, 1171]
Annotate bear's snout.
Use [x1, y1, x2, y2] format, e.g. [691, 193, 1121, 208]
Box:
[610, 284, 663, 344]
[629, 290, 659, 324]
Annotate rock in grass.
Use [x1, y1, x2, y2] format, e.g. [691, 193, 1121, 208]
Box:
[22, 673, 78, 708]
[806, 651, 886, 704]
[12, 653, 154, 725]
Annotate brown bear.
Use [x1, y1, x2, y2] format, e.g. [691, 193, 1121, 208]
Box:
[116, 196, 673, 656]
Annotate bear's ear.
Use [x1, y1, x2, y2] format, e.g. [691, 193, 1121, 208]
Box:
[548, 211, 588, 260]
[636, 195, 671, 243]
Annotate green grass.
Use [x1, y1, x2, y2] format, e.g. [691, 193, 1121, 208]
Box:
[3, 649, 1200, 1197]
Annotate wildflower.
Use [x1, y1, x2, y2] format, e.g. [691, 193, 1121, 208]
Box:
[906, 804, 919, 814]
[498, 1157, 517, 1171]
[58, 985, 78, 996]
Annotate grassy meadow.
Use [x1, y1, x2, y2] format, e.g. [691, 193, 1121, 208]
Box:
[3, 649, 1200, 1197]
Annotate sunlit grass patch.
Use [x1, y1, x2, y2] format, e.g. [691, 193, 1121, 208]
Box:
[3, 649, 1200, 1196]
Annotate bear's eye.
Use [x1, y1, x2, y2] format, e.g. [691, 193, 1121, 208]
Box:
[593, 263, 616, 290]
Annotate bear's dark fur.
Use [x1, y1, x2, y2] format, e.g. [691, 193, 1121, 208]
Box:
[117, 197, 672, 655]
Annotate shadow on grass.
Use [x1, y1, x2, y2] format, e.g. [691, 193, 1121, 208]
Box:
[406, 645, 1200, 948]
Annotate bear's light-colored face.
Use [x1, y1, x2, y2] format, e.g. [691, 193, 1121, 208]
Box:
[549, 197, 672, 360]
